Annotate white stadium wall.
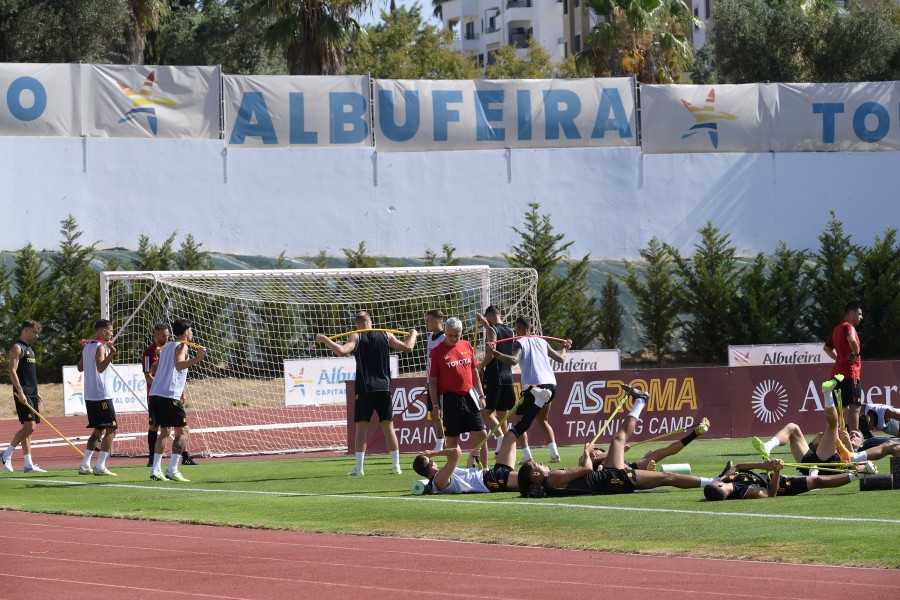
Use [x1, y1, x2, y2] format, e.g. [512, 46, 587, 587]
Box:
[2, 136, 898, 260]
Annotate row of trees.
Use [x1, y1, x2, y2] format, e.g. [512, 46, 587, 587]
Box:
[1, 1, 897, 82]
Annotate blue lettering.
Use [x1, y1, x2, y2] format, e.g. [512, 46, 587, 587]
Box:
[517, 90, 532, 141]
[8, 77, 46, 122]
[592, 88, 632, 139]
[433, 90, 463, 141]
[813, 103, 844, 144]
[853, 102, 889, 143]
[289, 92, 317, 144]
[229, 92, 278, 144]
[475, 90, 505, 141]
[544, 90, 581, 140]
[330, 92, 369, 144]
[378, 90, 420, 142]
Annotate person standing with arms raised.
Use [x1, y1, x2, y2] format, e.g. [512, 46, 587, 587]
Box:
[823, 301, 863, 432]
[317, 311, 418, 476]
[76, 319, 119, 476]
[2, 319, 46, 474]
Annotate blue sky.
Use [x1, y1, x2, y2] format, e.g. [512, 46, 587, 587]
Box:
[358, 1, 441, 27]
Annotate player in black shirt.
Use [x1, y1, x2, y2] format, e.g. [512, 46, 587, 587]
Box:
[476, 307, 518, 455]
[703, 458, 876, 500]
[2, 319, 46, 474]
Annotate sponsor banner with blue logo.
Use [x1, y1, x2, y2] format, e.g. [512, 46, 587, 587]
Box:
[84, 65, 220, 139]
[284, 356, 399, 406]
[224, 75, 371, 148]
[62, 364, 149, 416]
[0, 63, 80, 136]
[772, 82, 900, 152]
[372, 77, 636, 152]
[640, 84, 774, 154]
[728, 343, 833, 368]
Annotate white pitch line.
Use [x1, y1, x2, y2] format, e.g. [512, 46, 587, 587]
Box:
[6, 478, 900, 525]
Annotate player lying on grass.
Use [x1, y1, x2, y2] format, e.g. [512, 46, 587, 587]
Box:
[752, 379, 900, 475]
[859, 403, 900, 442]
[584, 417, 711, 472]
[518, 389, 720, 498]
[703, 458, 878, 501]
[412, 424, 520, 493]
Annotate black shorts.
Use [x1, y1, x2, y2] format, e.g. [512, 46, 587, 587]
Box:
[85, 400, 117, 430]
[798, 447, 838, 475]
[515, 385, 557, 416]
[776, 475, 810, 496]
[355, 390, 392, 422]
[149, 395, 187, 428]
[552, 467, 637, 496]
[484, 383, 517, 412]
[832, 377, 862, 407]
[483, 463, 514, 492]
[15, 395, 40, 424]
[147, 396, 164, 428]
[440, 392, 485, 438]
[425, 390, 434, 414]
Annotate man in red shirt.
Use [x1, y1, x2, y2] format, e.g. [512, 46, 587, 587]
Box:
[823, 301, 863, 431]
[143, 323, 196, 467]
[429, 317, 489, 467]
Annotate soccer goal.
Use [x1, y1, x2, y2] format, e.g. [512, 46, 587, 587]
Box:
[100, 266, 539, 457]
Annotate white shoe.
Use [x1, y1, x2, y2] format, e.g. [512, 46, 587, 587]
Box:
[165, 471, 189, 482]
[549, 454, 561, 464]
[347, 468, 365, 476]
[390, 466, 403, 475]
[150, 471, 167, 481]
[78, 465, 92, 475]
[92, 466, 117, 476]
[24, 465, 47, 473]
[1, 455, 12, 473]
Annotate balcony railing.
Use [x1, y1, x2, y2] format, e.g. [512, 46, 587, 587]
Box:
[507, 0, 533, 7]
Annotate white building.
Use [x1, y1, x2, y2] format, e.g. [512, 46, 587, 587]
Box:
[691, 0, 713, 49]
[439, 0, 595, 67]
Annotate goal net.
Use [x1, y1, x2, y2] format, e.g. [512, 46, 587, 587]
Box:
[100, 266, 539, 457]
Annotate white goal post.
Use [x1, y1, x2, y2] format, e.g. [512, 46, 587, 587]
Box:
[100, 266, 540, 457]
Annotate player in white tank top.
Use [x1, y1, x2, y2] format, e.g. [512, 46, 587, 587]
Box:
[863, 404, 900, 437]
[75, 320, 119, 476]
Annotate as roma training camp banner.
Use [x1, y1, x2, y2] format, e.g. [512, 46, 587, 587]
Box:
[350, 361, 900, 454]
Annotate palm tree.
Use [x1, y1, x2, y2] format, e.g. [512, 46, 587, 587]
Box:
[245, 0, 376, 75]
[585, 0, 698, 83]
[115, 0, 170, 64]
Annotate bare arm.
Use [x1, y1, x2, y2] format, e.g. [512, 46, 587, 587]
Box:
[315, 333, 358, 357]
[77, 353, 84, 372]
[432, 447, 462, 490]
[429, 379, 441, 421]
[388, 329, 418, 353]
[8, 345, 25, 402]
[471, 361, 485, 409]
[847, 330, 860, 356]
[546, 339, 571, 364]
[823, 344, 837, 361]
[175, 343, 206, 371]
[547, 465, 593, 487]
[95, 343, 116, 373]
[766, 462, 783, 499]
[488, 342, 522, 367]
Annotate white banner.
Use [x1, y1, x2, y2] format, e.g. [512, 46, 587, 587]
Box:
[284, 356, 400, 406]
[224, 75, 371, 148]
[0, 64, 80, 136]
[772, 82, 900, 152]
[63, 364, 149, 416]
[728, 343, 834, 368]
[83, 65, 220, 138]
[373, 78, 635, 151]
[640, 84, 774, 153]
[553, 350, 620, 373]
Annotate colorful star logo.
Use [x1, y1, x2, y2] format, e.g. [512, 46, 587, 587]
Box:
[680, 89, 738, 149]
[288, 369, 313, 397]
[116, 70, 178, 136]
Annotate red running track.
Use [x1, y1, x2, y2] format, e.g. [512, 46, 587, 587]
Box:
[0, 511, 897, 600]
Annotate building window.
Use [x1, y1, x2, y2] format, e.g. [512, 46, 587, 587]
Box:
[694, 6, 699, 29]
[465, 21, 475, 40]
[564, 41, 569, 58]
[563, 0, 568, 15]
[705, 0, 710, 18]
[574, 0, 580, 6]
[574, 34, 581, 53]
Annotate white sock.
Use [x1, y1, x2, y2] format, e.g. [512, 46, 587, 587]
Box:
[168, 453, 181, 473]
[548, 442, 559, 457]
[152, 453, 164, 471]
[850, 451, 867, 462]
[433, 438, 444, 452]
[824, 391, 835, 409]
[628, 398, 647, 419]
[848, 472, 859, 481]
[355, 452, 365, 472]
[700, 477, 715, 486]
[808, 468, 819, 477]
[81, 450, 94, 469]
[495, 433, 504, 452]
[23, 454, 34, 469]
[764, 437, 780, 452]
[390, 450, 400, 468]
[2, 444, 13, 460]
[96, 451, 109, 470]
[522, 446, 533, 461]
